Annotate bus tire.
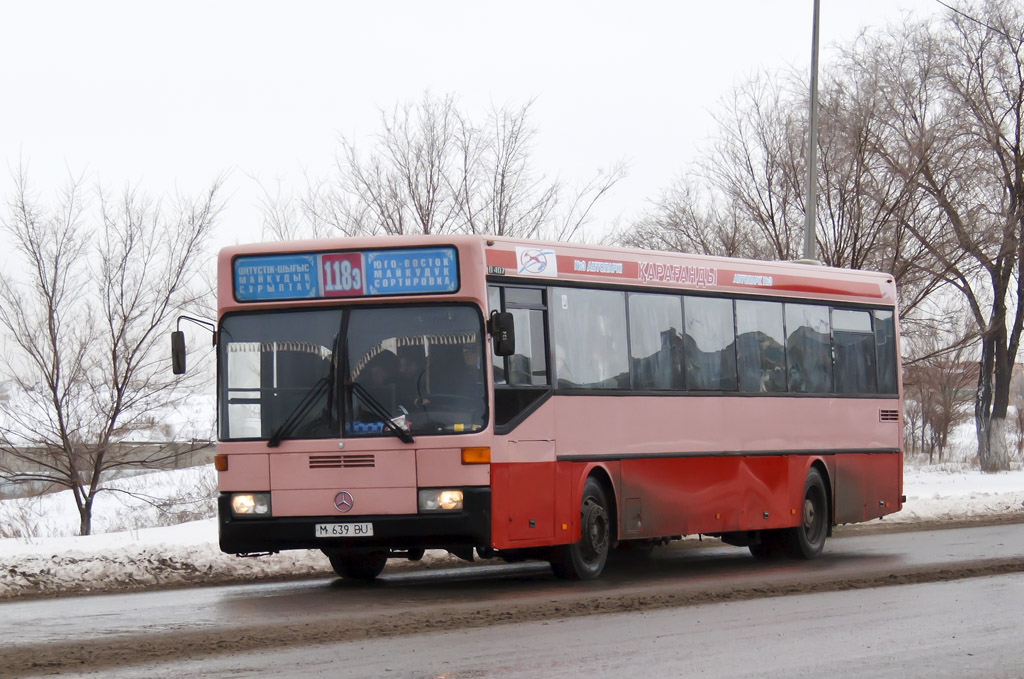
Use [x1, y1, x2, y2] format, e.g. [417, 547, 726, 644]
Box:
[783, 468, 829, 559]
[551, 477, 611, 580]
[325, 549, 388, 581]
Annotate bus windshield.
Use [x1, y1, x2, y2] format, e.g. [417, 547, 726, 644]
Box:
[218, 305, 487, 441]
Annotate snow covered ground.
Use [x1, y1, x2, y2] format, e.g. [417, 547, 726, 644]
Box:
[1, 464, 1022, 600]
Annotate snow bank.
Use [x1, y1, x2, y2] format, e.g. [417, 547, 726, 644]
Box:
[897, 466, 1024, 522]
[1, 466, 1023, 600]
[0, 526, 333, 599]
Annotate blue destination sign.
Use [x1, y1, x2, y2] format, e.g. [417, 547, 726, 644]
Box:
[234, 254, 319, 301]
[366, 248, 458, 295]
[233, 246, 459, 302]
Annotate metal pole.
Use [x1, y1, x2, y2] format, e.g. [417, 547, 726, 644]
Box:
[803, 0, 820, 261]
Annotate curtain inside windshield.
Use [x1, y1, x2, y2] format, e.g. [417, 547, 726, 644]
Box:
[218, 305, 485, 441]
[219, 310, 342, 441]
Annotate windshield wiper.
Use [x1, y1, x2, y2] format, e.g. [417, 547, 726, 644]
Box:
[347, 381, 415, 444]
[267, 377, 330, 448]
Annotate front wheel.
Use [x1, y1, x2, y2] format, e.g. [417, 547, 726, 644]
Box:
[324, 549, 388, 581]
[783, 467, 829, 559]
[551, 477, 611, 580]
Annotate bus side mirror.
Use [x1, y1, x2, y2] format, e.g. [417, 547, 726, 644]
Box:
[171, 330, 187, 375]
[488, 311, 515, 357]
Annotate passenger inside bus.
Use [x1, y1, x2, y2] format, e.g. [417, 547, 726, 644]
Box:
[350, 339, 486, 434]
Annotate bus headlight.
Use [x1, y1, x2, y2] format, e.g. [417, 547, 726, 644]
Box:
[230, 492, 271, 517]
[418, 489, 464, 512]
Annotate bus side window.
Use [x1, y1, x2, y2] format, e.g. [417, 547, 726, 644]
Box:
[736, 300, 786, 393]
[508, 308, 547, 385]
[488, 286, 506, 385]
[832, 308, 877, 394]
[874, 310, 898, 395]
[628, 292, 684, 390]
[552, 287, 629, 389]
[785, 303, 834, 394]
[683, 296, 737, 392]
[489, 285, 550, 431]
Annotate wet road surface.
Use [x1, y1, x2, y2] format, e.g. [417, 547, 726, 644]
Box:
[4, 522, 1024, 677]
[90, 573, 1024, 679]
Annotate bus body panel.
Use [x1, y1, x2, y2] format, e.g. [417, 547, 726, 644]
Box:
[416, 448, 491, 488]
[482, 238, 896, 304]
[217, 452, 269, 492]
[273, 487, 416, 516]
[269, 450, 417, 491]
[490, 460, 557, 546]
[834, 452, 902, 523]
[618, 455, 792, 538]
[549, 396, 900, 459]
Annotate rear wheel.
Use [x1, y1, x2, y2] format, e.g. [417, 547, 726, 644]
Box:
[325, 549, 388, 580]
[551, 477, 611, 580]
[783, 467, 829, 559]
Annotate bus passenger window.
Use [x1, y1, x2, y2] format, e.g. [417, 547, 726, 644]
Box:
[628, 293, 684, 390]
[553, 288, 629, 389]
[785, 304, 833, 393]
[874, 310, 898, 395]
[832, 309, 877, 394]
[736, 300, 786, 393]
[683, 296, 737, 391]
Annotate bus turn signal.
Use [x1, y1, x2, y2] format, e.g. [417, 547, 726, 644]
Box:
[461, 447, 490, 464]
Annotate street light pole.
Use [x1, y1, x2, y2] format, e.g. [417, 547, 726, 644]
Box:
[803, 0, 820, 262]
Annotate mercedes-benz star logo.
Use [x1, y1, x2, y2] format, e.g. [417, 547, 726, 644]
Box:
[333, 491, 354, 513]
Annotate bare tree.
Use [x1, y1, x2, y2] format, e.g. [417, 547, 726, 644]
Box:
[620, 176, 762, 258]
[902, 317, 977, 463]
[701, 73, 808, 261]
[1008, 366, 1024, 457]
[903, 396, 924, 456]
[277, 93, 624, 242]
[625, 66, 942, 318]
[862, 0, 1024, 471]
[0, 170, 221, 534]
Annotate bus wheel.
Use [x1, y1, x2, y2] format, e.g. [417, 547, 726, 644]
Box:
[551, 477, 610, 580]
[783, 468, 829, 559]
[325, 549, 388, 580]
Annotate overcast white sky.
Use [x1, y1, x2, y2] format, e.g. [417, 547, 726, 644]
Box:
[0, 0, 944, 249]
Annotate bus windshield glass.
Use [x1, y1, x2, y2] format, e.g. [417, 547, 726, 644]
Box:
[218, 305, 487, 441]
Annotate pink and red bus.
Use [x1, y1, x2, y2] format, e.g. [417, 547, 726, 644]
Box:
[180, 235, 903, 580]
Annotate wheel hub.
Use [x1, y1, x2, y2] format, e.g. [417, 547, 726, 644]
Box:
[581, 498, 609, 562]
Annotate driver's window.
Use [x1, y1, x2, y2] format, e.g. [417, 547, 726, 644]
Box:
[508, 308, 547, 385]
[489, 285, 550, 431]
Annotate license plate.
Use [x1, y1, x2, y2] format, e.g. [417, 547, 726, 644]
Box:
[315, 522, 374, 538]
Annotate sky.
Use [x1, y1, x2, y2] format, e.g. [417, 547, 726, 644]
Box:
[0, 0, 945, 251]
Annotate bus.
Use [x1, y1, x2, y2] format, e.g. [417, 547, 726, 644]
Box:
[173, 235, 903, 581]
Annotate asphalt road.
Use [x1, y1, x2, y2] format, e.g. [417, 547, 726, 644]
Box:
[4, 522, 1024, 678]
[90, 573, 1024, 679]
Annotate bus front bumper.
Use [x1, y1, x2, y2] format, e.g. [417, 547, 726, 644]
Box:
[217, 488, 491, 554]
